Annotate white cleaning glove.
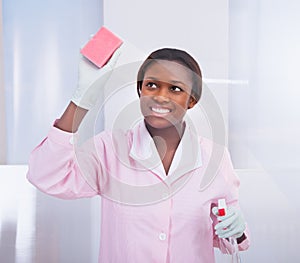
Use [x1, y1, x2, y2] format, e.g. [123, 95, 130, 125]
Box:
[71, 45, 122, 110]
[212, 206, 246, 239]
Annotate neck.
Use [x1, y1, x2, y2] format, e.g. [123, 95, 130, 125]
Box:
[145, 121, 185, 150]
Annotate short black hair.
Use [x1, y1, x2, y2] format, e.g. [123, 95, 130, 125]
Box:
[137, 48, 202, 102]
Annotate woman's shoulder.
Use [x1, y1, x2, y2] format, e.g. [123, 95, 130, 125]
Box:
[93, 126, 135, 147]
[196, 134, 230, 164]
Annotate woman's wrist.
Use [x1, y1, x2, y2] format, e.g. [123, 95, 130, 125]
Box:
[54, 102, 88, 132]
[236, 233, 247, 244]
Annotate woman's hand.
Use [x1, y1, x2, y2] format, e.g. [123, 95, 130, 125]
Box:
[212, 206, 246, 239]
[71, 45, 122, 110]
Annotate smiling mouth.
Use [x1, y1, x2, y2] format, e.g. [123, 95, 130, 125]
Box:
[150, 107, 171, 114]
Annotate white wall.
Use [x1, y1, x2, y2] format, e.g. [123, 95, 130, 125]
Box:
[1, 0, 103, 262]
[0, 0, 6, 164]
[229, 0, 300, 171]
[0, 165, 101, 263]
[228, 0, 300, 261]
[3, 0, 103, 164]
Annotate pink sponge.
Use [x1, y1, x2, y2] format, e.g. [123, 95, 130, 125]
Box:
[80, 26, 123, 68]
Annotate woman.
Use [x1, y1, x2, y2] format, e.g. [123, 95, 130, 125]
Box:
[27, 45, 249, 262]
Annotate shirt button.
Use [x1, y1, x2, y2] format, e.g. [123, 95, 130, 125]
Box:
[159, 232, 167, 241]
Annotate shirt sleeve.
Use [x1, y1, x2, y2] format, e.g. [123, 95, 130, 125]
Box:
[26, 123, 102, 199]
[211, 147, 250, 253]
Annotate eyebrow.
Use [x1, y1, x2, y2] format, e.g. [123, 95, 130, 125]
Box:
[144, 76, 187, 86]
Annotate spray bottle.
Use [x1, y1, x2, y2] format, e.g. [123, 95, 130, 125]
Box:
[218, 199, 241, 263]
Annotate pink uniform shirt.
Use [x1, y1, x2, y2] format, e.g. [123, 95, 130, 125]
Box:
[27, 120, 250, 263]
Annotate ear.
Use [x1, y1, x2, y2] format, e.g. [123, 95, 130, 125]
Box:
[137, 85, 142, 97]
[188, 96, 197, 109]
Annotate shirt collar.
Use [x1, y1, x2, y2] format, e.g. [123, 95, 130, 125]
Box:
[129, 120, 155, 160]
[129, 119, 203, 179]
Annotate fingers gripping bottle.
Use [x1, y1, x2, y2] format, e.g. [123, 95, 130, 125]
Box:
[218, 199, 241, 263]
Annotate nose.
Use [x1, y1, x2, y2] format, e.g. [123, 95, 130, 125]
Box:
[153, 88, 170, 103]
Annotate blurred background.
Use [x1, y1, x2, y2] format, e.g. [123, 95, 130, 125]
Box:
[0, 0, 299, 262]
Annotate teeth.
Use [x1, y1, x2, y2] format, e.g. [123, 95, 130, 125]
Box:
[151, 107, 171, 114]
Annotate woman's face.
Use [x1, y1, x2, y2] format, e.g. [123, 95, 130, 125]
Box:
[140, 60, 196, 130]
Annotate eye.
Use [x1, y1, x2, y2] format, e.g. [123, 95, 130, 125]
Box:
[170, 86, 184, 92]
[145, 81, 158, 89]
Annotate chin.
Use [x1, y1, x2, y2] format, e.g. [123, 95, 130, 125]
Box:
[144, 116, 182, 130]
